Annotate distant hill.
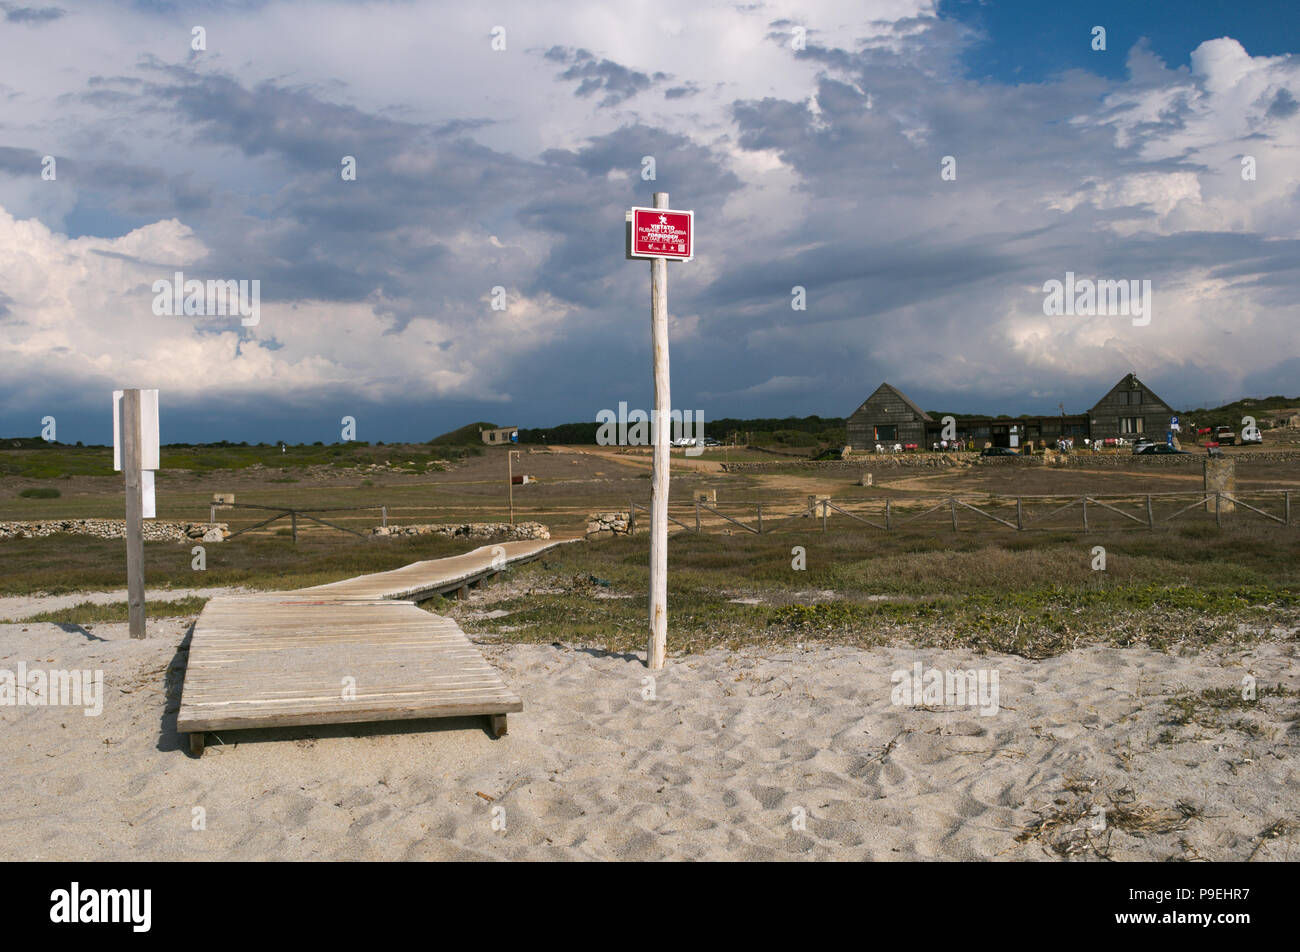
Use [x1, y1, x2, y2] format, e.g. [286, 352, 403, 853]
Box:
[518, 414, 845, 446]
[428, 422, 499, 446]
[1182, 395, 1300, 428]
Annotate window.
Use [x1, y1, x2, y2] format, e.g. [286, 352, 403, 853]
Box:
[1121, 417, 1144, 434]
[874, 425, 897, 441]
[1128, 390, 1143, 405]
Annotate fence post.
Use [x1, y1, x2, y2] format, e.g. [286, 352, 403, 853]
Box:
[629, 503, 636, 535]
[949, 497, 958, 532]
[885, 499, 892, 530]
[1146, 495, 1153, 530]
[1081, 497, 1088, 532]
[291, 510, 298, 544]
[1286, 491, 1291, 527]
[821, 499, 828, 532]
[1016, 497, 1023, 531]
[1215, 491, 1221, 527]
[757, 503, 762, 534]
[382, 505, 387, 528]
[210, 504, 215, 524]
[695, 498, 700, 533]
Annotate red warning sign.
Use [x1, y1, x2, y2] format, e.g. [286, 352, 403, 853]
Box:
[628, 207, 694, 261]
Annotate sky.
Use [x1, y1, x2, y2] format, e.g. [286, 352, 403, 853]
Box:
[0, 0, 1297, 444]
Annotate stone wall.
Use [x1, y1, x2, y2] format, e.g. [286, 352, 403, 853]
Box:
[0, 520, 229, 543]
[973, 450, 1300, 469]
[720, 456, 966, 474]
[373, 522, 550, 540]
[586, 511, 631, 536]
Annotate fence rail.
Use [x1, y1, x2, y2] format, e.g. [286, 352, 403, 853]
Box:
[629, 490, 1295, 536]
[216, 502, 389, 543]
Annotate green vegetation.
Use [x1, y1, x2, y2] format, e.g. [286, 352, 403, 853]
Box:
[4, 595, 210, 624]
[18, 487, 61, 498]
[0, 441, 455, 479]
[439, 526, 1300, 657]
[1182, 395, 1299, 430]
[0, 532, 475, 597]
[519, 414, 847, 452]
[428, 422, 497, 447]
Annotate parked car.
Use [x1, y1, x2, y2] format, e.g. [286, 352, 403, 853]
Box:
[701, 437, 721, 446]
[1240, 430, 1263, 446]
[1214, 426, 1236, 446]
[669, 437, 696, 448]
[1134, 443, 1191, 455]
[980, 446, 1019, 457]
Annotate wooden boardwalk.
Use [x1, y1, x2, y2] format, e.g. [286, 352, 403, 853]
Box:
[296, 539, 567, 601]
[176, 539, 573, 756]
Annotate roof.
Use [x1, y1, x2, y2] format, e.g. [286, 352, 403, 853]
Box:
[849, 382, 935, 423]
[1089, 373, 1173, 413]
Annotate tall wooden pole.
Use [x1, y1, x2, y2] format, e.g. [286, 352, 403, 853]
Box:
[648, 191, 670, 669]
[122, 388, 146, 638]
[508, 450, 515, 525]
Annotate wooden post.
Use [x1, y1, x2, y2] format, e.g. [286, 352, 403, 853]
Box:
[1016, 497, 1023, 530]
[291, 510, 298, 544]
[1215, 491, 1221, 527]
[885, 498, 892, 530]
[1081, 497, 1088, 531]
[122, 389, 146, 638]
[210, 504, 216, 524]
[1286, 491, 1291, 527]
[382, 505, 387, 528]
[949, 497, 958, 532]
[821, 499, 828, 532]
[648, 191, 670, 670]
[757, 503, 762, 534]
[629, 503, 636, 535]
[694, 498, 700, 533]
[1146, 494, 1153, 529]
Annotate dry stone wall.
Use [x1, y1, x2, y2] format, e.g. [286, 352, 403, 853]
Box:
[0, 520, 229, 543]
[373, 522, 550, 540]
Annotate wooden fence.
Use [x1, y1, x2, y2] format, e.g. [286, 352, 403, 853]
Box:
[630, 490, 1295, 536]
[216, 502, 389, 543]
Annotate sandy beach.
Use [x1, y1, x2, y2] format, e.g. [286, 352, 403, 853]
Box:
[2, 608, 1295, 861]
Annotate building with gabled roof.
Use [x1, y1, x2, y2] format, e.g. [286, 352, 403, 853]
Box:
[1087, 372, 1176, 443]
[846, 382, 934, 448]
[846, 373, 1173, 450]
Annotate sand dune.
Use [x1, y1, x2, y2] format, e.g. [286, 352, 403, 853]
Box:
[1, 616, 1295, 861]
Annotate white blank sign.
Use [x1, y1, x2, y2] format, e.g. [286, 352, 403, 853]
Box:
[142, 469, 156, 519]
[113, 389, 160, 471]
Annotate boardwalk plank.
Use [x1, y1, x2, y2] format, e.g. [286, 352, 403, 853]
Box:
[175, 540, 573, 748]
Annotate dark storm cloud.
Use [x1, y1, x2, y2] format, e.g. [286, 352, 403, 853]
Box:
[524, 124, 742, 307]
[1267, 87, 1298, 119]
[545, 47, 668, 107]
[0, 145, 43, 173]
[664, 84, 700, 100]
[3, 5, 64, 23]
[63, 66, 566, 308]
